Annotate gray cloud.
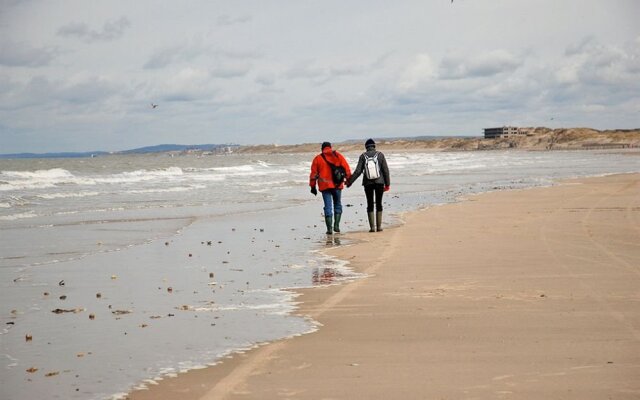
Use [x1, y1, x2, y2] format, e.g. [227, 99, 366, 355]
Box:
[2, 1, 639, 153]
[57, 17, 131, 43]
[0, 41, 56, 67]
[216, 14, 252, 26]
[144, 43, 260, 70]
[285, 58, 382, 85]
[439, 50, 522, 80]
[0, 75, 120, 110]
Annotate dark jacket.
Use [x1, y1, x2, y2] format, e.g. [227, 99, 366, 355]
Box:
[347, 149, 390, 187]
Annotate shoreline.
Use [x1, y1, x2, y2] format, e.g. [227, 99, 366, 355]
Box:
[128, 172, 640, 399]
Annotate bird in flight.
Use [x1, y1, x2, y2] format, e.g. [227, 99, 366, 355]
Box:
[151, 103, 158, 109]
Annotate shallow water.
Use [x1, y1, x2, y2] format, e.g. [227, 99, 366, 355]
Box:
[1, 150, 638, 399]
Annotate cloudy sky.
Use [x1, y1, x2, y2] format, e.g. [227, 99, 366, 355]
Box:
[1, 0, 639, 153]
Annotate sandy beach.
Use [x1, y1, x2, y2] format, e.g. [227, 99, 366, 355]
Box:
[126, 172, 638, 399]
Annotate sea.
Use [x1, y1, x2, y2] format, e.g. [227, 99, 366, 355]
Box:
[1, 149, 638, 399]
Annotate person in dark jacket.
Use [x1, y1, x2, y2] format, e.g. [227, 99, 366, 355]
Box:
[309, 142, 352, 234]
[346, 138, 390, 232]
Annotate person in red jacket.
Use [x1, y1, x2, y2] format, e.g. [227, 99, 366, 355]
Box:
[309, 142, 352, 234]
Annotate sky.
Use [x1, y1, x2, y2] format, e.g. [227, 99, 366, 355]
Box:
[1, 0, 639, 153]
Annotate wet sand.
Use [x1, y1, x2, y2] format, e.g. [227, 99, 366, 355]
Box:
[128, 173, 640, 399]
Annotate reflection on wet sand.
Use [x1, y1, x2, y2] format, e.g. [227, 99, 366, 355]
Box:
[312, 267, 344, 285]
[325, 235, 341, 246]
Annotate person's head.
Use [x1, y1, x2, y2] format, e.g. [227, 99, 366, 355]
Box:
[321, 141, 332, 151]
[365, 138, 376, 151]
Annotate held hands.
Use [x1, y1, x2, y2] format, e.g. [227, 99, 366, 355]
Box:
[310, 186, 318, 196]
[384, 185, 390, 192]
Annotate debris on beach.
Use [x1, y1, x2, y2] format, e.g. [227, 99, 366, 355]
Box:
[52, 308, 84, 314]
[96, 293, 102, 298]
[45, 371, 59, 377]
[89, 314, 95, 320]
[165, 242, 169, 246]
[207, 241, 212, 245]
[177, 305, 192, 311]
[43, 292, 49, 296]
[25, 334, 33, 341]
[77, 353, 84, 357]
[110, 275, 117, 280]
[58, 280, 65, 286]
[150, 315, 162, 319]
[188, 253, 192, 257]
[111, 310, 132, 315]
[209, 272, 214, 278]
[26, 367, 38, 373]
[59, 295, 67, 300]
[167, 287, 173, 293]
[140, 324, 148, 328]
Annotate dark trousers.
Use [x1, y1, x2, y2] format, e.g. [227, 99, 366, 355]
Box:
[364, 184, 384, 212]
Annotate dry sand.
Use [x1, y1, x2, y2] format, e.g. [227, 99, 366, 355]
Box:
[128, 173, 640, 399]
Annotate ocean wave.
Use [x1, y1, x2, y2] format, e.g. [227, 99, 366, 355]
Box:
[126, 185, 206, 194]
[0, 168, 72, 191]
[36, 191, 101, 199]
[0, 211, 38, 221]
[0, 167, 187, 191]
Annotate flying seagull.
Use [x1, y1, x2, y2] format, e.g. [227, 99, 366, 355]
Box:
[151, 103, 158, 109]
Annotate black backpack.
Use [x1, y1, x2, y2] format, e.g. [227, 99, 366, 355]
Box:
[321, 152, 347, 186]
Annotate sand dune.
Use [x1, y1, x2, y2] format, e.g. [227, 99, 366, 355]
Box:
[235, 128, 640, 153]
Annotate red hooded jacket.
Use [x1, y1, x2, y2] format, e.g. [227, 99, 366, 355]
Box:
[309, 147, 352, 191]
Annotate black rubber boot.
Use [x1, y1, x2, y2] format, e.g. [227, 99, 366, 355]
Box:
[333, 213, 342, 233]
[324, 216, 333, 235]
[367, 212, 375, 232]
[376, 211, 383, 232]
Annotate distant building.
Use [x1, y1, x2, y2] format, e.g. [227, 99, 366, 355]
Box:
[484, 126, 529, 139]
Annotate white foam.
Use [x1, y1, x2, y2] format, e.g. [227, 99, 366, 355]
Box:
[0, 211, 38, 221]
[0, 167, 189, 192]
[127, 185, 206, 194]
[36, 191, 101, 199]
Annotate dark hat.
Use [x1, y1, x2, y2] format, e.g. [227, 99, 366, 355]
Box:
[321, 141, 332, 150]
[365, 138, 376, 148]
